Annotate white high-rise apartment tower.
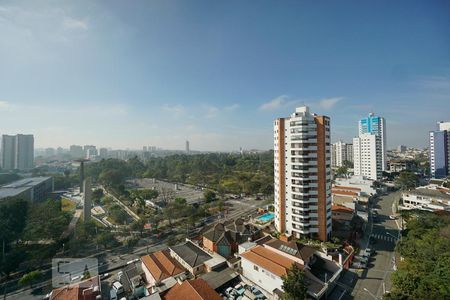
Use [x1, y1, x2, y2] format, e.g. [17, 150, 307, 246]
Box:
[353, 133, 382, 180]
[274, 106, 332, 242]
[331, 141, 353, 167]
[358, 113, 386, 171]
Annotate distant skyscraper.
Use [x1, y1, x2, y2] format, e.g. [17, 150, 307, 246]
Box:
[274, 106, 332, 241]
[185, 140, 190, 153]
[83, 179, 92, 223]
[1, 134, 34, 170]
[430, 121, 450, 179]
[353, 133, 382, 180]
[397, 145, 407, 153]
[84, 145, 97, 159]
[359, 113, 386, 171]
[99, 148, 108, 159]
[143, 146, 148, 152]
[331, 141, 353, 167]
[70, 145, 84, 158]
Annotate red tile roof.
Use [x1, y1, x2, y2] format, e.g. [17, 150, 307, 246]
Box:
[331, 205, 354, 213]
[240, 245, 302, 277]
[141, 249, 185, 282]
[163, 278, 222, 300]
[50, 276, 100, 300]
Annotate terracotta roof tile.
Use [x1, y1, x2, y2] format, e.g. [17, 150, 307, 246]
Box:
[163, 278, 222, 300]
[331, 205, 354, 213]
[240, 245, 302, 277]
[141, 249, 185, 282]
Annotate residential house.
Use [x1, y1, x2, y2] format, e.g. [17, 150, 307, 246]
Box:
[141, 250, 186, 294]
[331, 205, 355, 223]
[49, 276, 101, 300]
[162, 278, 222, 300]
[169, 241, 213, 276]
[202, 218, 260, 258]
[239, 238, 343, 299]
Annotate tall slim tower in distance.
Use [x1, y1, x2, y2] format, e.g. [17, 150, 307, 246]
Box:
[358, 113, 386, 171]
[430, 121, 450, 178]
[185, 140, 190, 153]
[1, 134, 34, 170]
[274, 106, 332, 241]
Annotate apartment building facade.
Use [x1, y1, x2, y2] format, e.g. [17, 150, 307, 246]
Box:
[353, 133, 382, 180]
[429, 121, 450, 179]
[331, 140, 353, 167]
[1, 134, 34, 170]
[358, 113, 386, 171]
[274, 106, 332, 242]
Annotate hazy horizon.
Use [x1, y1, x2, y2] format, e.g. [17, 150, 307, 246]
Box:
[1, 1, 449, 151]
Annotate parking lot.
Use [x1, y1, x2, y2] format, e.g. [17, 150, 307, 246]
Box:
[128, 178, 206, 204]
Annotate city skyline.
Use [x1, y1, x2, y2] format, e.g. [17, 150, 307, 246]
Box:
[1, 1, 449, 150]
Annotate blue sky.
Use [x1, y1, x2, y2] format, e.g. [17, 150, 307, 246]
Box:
[0, 0, 449, 151]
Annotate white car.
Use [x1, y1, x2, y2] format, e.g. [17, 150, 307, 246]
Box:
[389, 215, 398, 220]
[112, 281, 124, 294]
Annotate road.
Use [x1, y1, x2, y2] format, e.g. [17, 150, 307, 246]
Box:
[350, 191, 401, 300]
[3, 197, 264, 300]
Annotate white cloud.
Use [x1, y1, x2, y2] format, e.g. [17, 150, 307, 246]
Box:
[162, 104, 185, 116]
[206, 106, 219, 118]
[259, 95, 289, 111]
[224, 103, 240, 111]
[318, 97, 343, 110]
[63, 17, 88, 30]
[0, 101, 11, 110]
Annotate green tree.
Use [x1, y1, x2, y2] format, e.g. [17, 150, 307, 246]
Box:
[335, 166, 348, 178]
[204, 190, 217, 203]
[385, 212, 450, 299]
[395, 171, 418, 190]
[18, 270, 42, 288]
[281, 264, 308, 300]
[109, 205, 129, 225]
[97, 232, 116, 249]
[130, 219, 146, 236]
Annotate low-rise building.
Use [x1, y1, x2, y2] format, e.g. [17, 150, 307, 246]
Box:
[239, 237, 342, 299]
[202, 218, 260, 258]
[0, 176, 54, 202]
[162, 278, 222, 300]
[49, 275, 101, 300]
[388, 159, 417, 173]
[169, 241, 213, 276]
[141, 250, 187, 294]
[401, 187, 450, 211]
[331, 205, 355, 223]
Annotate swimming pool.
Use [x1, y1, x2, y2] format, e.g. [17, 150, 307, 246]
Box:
[256, 212, 275, 223]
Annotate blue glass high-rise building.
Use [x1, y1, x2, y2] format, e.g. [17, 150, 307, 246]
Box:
[358, 113, 386, 171]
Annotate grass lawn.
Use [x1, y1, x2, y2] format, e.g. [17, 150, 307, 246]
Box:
[61, 197, 76, 212]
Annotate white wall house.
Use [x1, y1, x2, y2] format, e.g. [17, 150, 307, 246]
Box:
[401, 188, 450, 211]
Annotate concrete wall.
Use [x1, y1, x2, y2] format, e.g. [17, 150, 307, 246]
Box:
[241, 257, 283, 296]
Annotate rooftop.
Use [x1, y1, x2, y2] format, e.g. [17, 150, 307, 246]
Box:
[331, 189, 358, 197]
[331, 205, 354, 213]
[170, 241, 212, 268]
[264, 238, 317, 262]
[50, 276, 100, 300]
[333, 185, 362, 192]
[405, 188, 450, 201]
[200, 266, 239, 290]
[162, 278, 222, 300]
[240, 245, 302, 277]
[141, 249, 185, 282]
[0, 176, 52, 199]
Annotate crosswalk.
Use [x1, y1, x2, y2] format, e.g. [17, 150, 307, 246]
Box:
[370, 233, 396, 243]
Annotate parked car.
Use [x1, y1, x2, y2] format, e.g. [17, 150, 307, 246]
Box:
[117, 271, 124, 281]
[112, 281, 124, 295]
[389, 215, 398, 220]
[100, 272, 110, 280]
